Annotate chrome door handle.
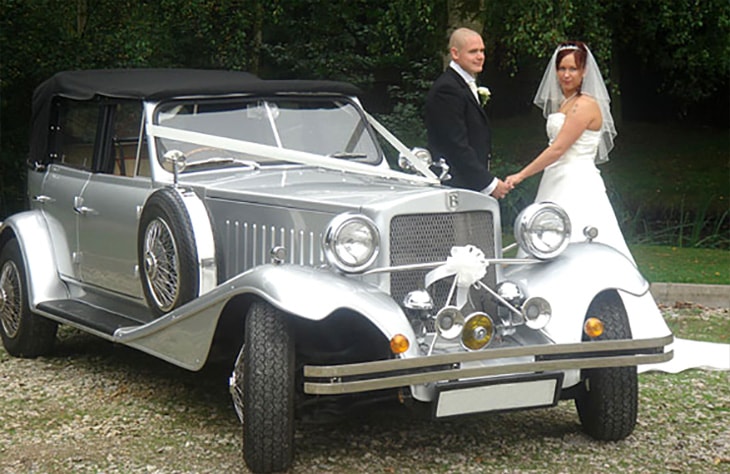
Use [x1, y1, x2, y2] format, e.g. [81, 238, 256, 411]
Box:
[32, 195, 55, 203]
[73, 196, 95, 215]
[73, 205, 95, 215]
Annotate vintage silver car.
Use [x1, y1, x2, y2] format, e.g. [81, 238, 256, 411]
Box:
[0, 69, 672, 473]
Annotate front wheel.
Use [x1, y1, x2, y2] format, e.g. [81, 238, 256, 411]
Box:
[231, 301, 295, 473]
[575, 291, 638, 440]
[0, 238, 57, 357]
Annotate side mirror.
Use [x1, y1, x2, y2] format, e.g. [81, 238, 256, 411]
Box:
[163, 150, 187, 186]
[398, 147, 433, 173]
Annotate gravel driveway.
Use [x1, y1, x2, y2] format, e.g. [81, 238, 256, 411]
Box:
[1, 306, 728, 473]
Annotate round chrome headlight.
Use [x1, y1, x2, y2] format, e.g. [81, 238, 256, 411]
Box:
[514, 202, 571, 259]
[323, 213, 380, 273]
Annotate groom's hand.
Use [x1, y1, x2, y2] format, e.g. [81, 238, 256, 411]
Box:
[490, 179, 513, 199]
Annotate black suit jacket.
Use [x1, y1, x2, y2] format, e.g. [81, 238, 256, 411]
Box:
[425, 67, 493, 191]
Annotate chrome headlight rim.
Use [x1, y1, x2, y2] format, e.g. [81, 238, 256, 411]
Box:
[515, 201, 571, 260]
[323, 213, 380, 273]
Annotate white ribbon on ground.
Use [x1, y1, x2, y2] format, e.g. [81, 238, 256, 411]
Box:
[425, 245, 488, 308]
[639, 338, 730, 374]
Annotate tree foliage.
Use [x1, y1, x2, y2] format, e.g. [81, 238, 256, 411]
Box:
[1, 0, 728, 216]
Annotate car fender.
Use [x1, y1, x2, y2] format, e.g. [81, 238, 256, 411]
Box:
[114, 263, 419, 370]
[230, 264, 417, 349]
[503, 242, 650, 344]
[0, 211, 69, 305]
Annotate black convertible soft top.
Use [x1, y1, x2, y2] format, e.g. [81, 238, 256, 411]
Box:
[30, 69, 362, 163]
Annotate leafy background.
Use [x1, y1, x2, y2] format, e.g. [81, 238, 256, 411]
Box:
[1, 0, 728, 248]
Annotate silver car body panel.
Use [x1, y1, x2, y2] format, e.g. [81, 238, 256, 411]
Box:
[76, 173, 151, 297]
[109, 263, 417, 370]
[0, 212, 70, 305]
[503, 242, 671, 344]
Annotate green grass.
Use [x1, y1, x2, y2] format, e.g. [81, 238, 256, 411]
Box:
[662, 305, 730, 343]
[493, 114, 730, 249]
[631, 245, 730, 284]
[503, 235, 729, 285]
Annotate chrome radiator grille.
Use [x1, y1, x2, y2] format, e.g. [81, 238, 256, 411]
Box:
[390, 211, 496, 311]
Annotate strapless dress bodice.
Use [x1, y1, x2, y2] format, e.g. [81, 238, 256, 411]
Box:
[546, 113, 601, 166]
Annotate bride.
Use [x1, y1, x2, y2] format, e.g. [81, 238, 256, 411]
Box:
[506, 41, 633, 260]
[507, 41, 668, 334]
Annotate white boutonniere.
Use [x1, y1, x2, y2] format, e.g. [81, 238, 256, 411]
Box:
[477, 86, 491, 106]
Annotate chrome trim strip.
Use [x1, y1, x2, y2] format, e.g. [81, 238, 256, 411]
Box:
[304, 335, 673, 377]
[304, 350, 672, 395]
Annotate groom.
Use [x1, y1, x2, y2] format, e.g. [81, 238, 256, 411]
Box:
[425, 27, 512, 199]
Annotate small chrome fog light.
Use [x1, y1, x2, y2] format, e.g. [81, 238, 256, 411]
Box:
[461, 312, 494, 351]
[435, 306, 464, 340]
[522, 297, 551, 329]
[403, 290, 433, 311]
[583, 226, 599, 242]
[270, 246, 287, 264]
[496, 281, 525, 307]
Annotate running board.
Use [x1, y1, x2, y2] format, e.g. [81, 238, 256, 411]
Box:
[36, 299, 146, 336]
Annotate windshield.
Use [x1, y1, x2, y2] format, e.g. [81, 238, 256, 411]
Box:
[153, 96, 382, 171]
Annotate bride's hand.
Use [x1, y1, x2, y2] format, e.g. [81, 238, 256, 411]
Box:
[505, 173, 522, 187]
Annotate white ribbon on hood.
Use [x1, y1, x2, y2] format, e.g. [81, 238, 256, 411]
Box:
[425, 245, 488, 308]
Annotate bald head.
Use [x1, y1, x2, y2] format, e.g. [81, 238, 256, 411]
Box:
[449, 28, 482, 51]
[448, 28, 485, 77]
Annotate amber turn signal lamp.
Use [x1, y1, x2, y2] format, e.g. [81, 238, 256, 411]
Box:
[584, 317, 604, 338]
[390, 334, 410, 354]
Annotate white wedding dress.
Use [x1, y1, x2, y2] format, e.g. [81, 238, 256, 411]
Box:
[532, 113, 722, 373]
[535, 112, 633, 260]
[534, 112, 669, 339]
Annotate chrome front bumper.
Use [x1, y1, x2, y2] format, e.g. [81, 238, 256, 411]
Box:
[303, 335, 673, 395]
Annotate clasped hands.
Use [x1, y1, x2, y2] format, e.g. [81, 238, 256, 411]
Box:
[491, 173, 525, 199]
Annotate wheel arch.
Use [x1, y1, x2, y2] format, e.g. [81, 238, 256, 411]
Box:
[504, 242, 650, 344]
[209, 292, 394, 367]
[0, 212, 69, 306]
[220, 264, 417, 351]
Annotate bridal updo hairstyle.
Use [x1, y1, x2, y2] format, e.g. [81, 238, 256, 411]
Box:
[555, 41, 589, 95]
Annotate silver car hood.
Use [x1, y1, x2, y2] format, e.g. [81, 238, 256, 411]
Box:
[179, 166, 443, 211]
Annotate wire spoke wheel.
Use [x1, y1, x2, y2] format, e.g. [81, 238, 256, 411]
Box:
[0, 259, 22, 338]
[0, 238, 57, 357]
[138, 188, 199, 316]
[143, 218, 181, 312]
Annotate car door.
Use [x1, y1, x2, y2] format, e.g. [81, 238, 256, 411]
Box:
[76, 101, 153, 298]
[37, 98, 100, 281]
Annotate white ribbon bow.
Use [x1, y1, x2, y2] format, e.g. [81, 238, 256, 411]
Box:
[425, 245, 488, 308]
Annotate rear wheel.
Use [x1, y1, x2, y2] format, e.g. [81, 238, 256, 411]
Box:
[232, 301, 295, 473]
[575, 291, 638, 440]
[0, 238, 57, 357]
